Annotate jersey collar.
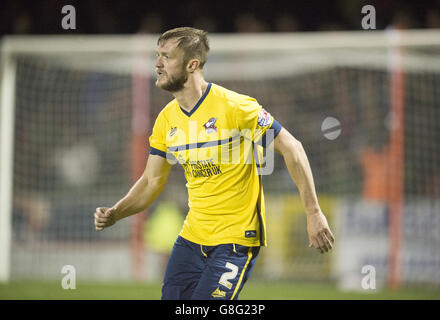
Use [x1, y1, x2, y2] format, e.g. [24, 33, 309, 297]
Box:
[179, 82, 212, 117]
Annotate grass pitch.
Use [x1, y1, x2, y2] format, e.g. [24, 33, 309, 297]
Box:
[1, 280, 439, 300]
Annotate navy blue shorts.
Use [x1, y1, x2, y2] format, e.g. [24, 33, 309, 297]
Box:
[161, 236, 260, 300]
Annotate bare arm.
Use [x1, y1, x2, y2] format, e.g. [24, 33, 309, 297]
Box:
[94, 154, 172, 231]
[274, 127, 335, 253]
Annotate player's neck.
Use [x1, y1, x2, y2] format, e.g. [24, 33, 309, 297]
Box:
[174, 75, 209, 112]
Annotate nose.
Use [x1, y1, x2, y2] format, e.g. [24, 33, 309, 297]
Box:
[155, 56, 163, 68]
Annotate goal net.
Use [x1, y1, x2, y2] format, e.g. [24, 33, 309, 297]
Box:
[1, 30, 440, 290]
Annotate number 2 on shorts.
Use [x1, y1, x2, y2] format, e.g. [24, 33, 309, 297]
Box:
[219, 262, 238, 289]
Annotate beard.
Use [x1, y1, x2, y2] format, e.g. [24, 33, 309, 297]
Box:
[156, 67, 188, 93]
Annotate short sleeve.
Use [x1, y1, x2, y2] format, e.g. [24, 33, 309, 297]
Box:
[148, 111, 168, 158]
[235, 98, 282, 147]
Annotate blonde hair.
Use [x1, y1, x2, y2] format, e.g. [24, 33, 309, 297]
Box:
[158, 27, 210, 69]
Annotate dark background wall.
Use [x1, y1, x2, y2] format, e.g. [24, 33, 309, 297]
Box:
[2, 0, 440, 35]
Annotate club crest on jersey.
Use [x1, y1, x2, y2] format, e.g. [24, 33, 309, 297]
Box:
[203, 117, 218, 134]
[257, 108, 272, 127]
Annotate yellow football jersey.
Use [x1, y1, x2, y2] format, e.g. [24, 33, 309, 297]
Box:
[149, 83, 282, 247]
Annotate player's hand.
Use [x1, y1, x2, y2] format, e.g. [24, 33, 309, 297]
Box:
[306, 211, 335, 254]
[94, 207, 117, 231]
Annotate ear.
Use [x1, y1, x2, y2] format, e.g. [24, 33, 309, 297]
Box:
[186, 59, 200, 73]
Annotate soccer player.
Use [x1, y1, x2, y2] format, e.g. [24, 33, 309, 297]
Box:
[94, 27, 335, 300]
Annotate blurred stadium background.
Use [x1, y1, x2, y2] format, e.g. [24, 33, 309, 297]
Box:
[1, 0, 440, 299]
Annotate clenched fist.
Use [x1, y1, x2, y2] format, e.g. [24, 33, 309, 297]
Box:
[94, 207, 117, 231]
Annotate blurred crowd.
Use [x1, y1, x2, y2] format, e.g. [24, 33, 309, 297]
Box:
[2, 0, 440, 35]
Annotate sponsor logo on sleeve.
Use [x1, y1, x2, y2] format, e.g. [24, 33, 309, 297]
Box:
[257, 108, 272, 127]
